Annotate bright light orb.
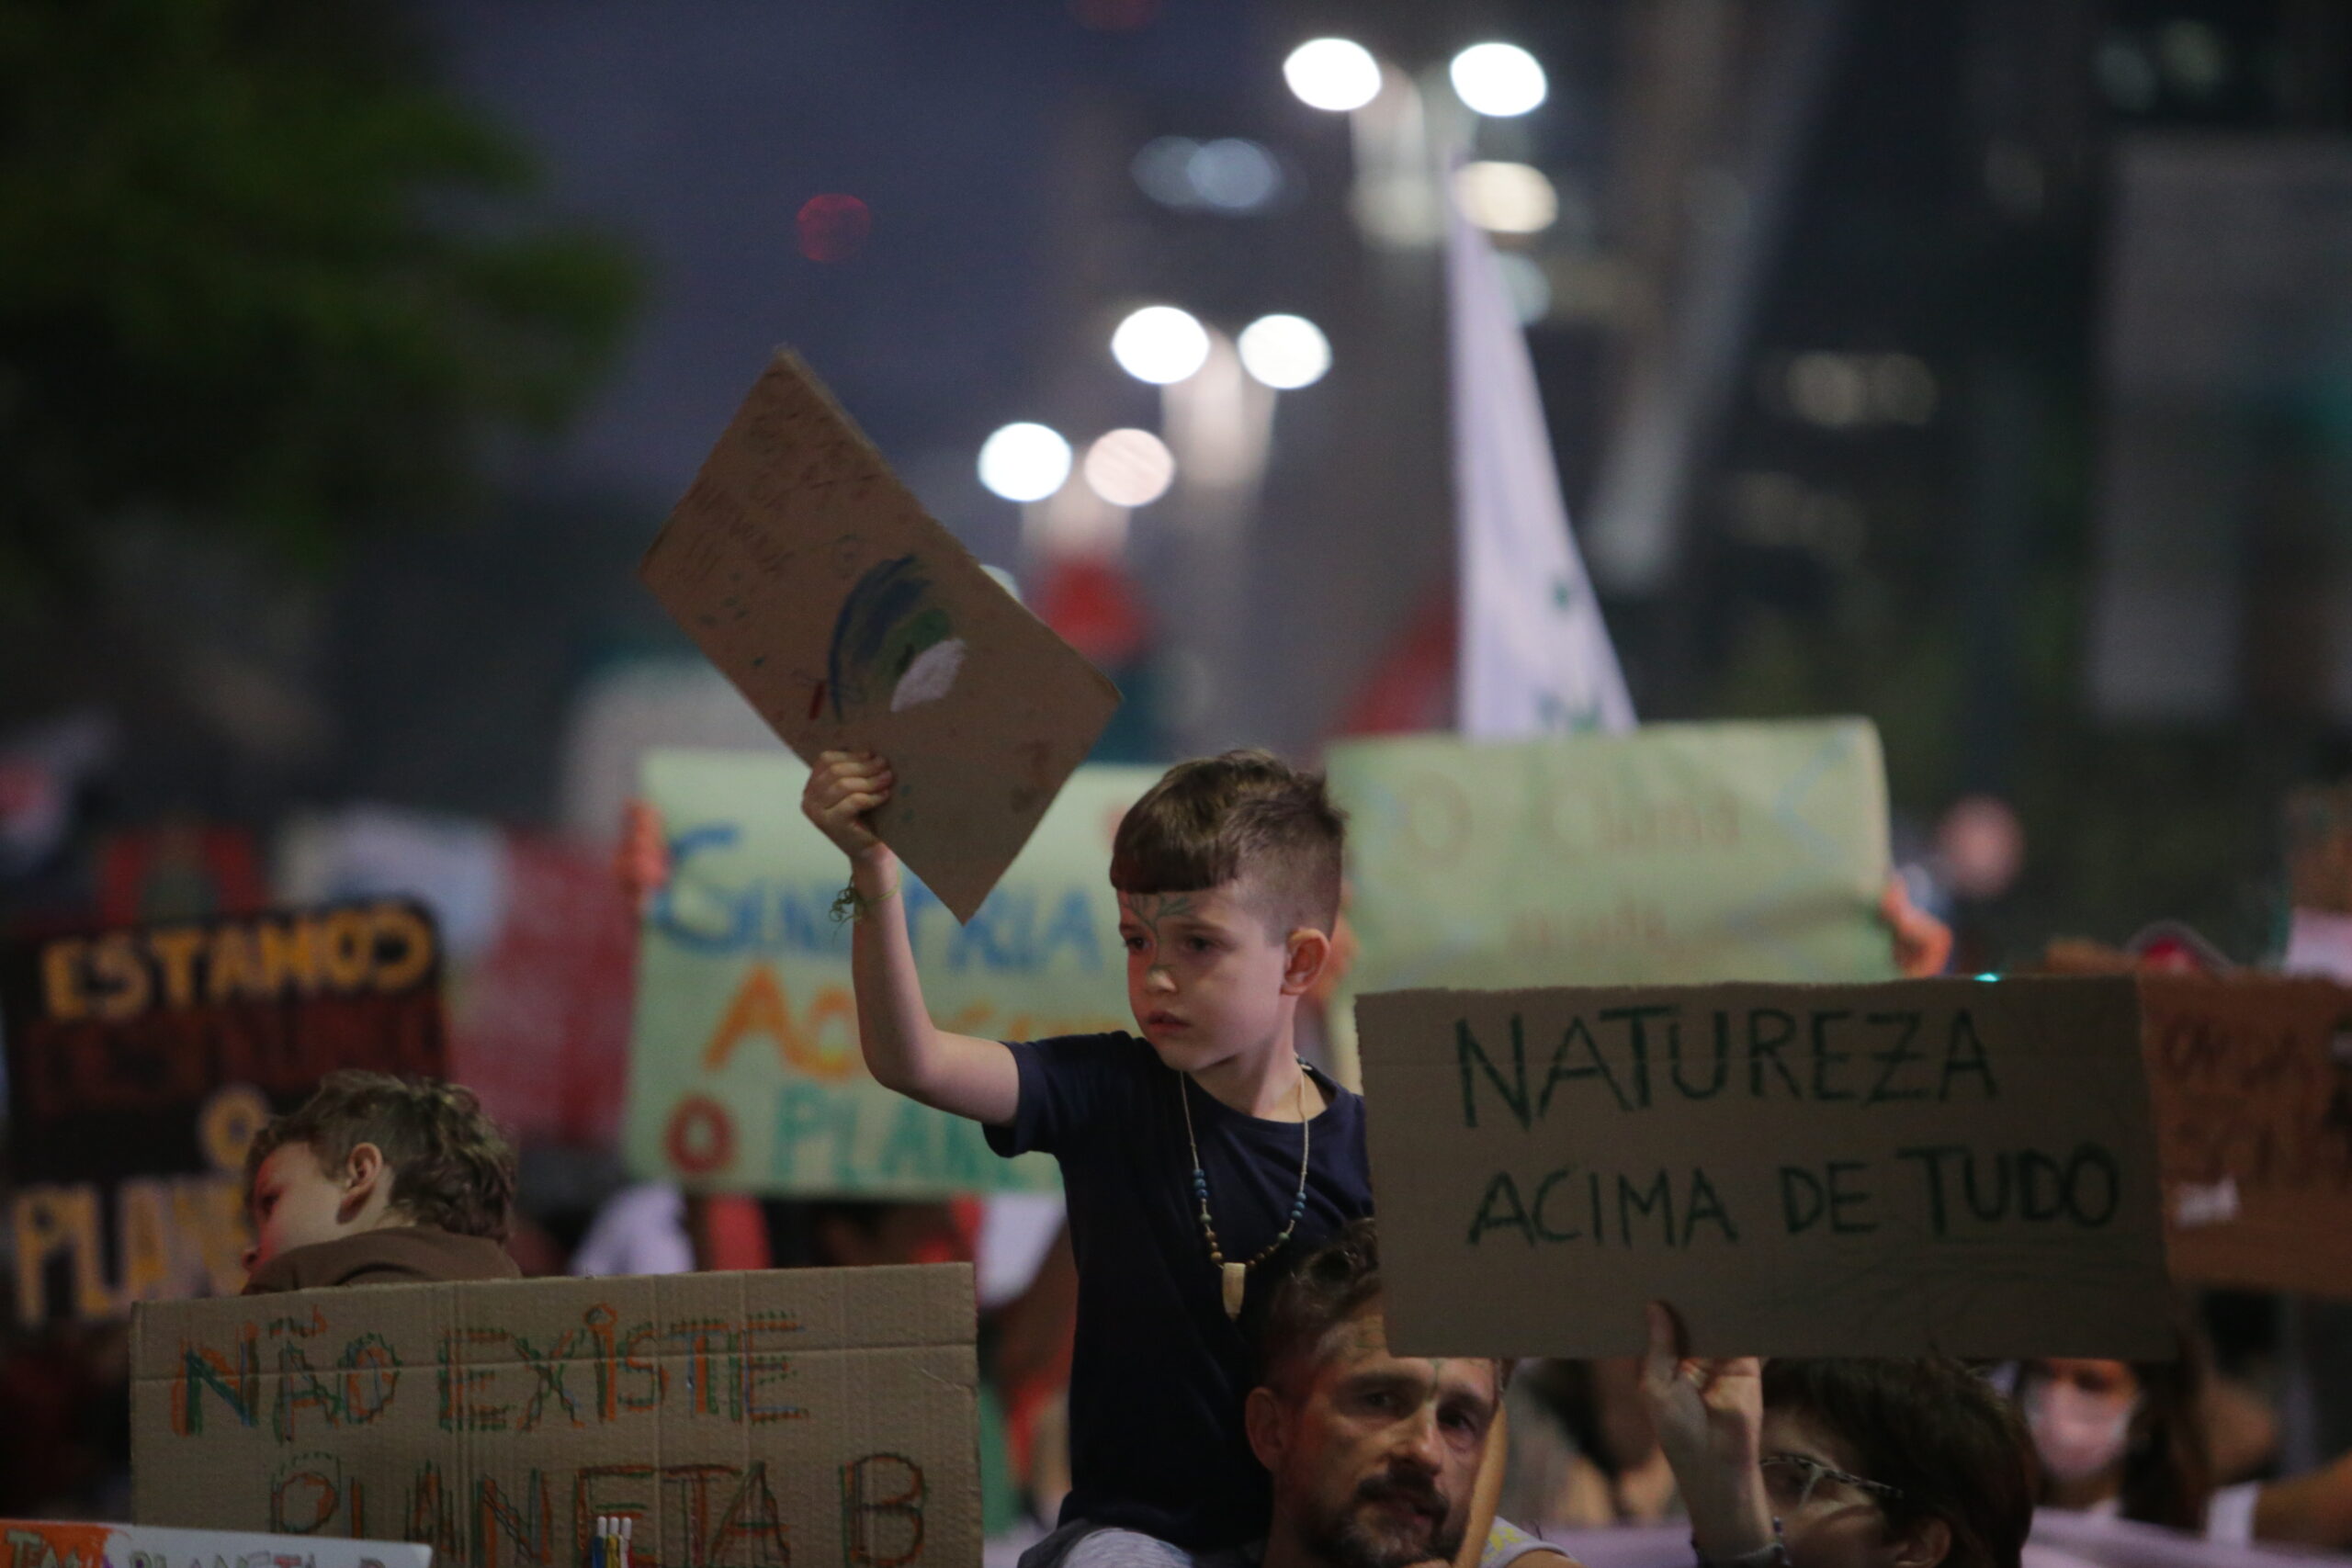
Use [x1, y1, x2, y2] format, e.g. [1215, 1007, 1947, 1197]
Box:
[1083, 428, 1177, 507]
[1110, 305, 1211, 385]
[1237, 314, 1330, 390]
[1188, 139, 1283, 211]
[1453, 161, 1558, 233]
[977, 423, 1072, 502]
[1131, 137, 1202, 208]
[1283, 38, 1382, 112]
[1450, 42, 1547, 117]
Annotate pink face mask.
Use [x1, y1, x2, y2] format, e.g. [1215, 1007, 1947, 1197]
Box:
[2024, 1380, 2137, 1483]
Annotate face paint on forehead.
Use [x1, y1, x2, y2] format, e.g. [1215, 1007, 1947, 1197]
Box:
[1120, 890, 1198, 940]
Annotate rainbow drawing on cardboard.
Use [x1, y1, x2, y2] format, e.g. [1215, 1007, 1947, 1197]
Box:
[824, 554, 968, 721]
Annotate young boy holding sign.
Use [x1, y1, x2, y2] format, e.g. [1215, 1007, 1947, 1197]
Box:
[805, 747, 1372, 1557]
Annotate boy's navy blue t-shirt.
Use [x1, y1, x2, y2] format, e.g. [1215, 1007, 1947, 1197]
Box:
[984, 1032, 1373, 1552]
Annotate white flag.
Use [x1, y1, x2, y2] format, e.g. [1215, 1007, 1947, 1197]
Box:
[1450, 197, 1634, 737]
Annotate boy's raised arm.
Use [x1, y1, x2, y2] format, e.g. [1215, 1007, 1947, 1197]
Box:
[804, 750, 1022, 1126]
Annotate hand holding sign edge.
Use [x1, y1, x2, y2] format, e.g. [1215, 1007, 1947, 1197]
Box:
[1641, 1300, 1776, 1562]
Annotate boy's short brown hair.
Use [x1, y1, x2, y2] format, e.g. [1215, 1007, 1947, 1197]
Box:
[244, 1071, 516, 1241]
[1110, 749, 1346, 935]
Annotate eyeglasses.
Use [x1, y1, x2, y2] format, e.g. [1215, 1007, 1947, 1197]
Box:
[1759, 1452, 1904, 1513]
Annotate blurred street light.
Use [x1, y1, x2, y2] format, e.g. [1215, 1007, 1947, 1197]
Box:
[1132, 137, 1201, 206]
[1283, 39, 1381, 112]
[1112, 305, 1211, 384]
[1236, 314, 1331, 389]
[1449, 42, 1547, 118]
[1453, 162, 1558, 233]
[1133, 137, 1286, 213]
[1083, 429, 1177, 506]
[978, 423, 1072, 502]
[1189, 139, 1283, 210]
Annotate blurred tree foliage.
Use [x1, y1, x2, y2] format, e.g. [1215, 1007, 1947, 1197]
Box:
[0, 0, 639, 604]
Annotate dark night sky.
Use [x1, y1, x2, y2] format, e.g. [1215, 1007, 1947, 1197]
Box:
[429, 0, 1262, 526]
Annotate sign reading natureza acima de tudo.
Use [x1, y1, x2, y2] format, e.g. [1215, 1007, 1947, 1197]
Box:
[1356, 976, 2173, 1359]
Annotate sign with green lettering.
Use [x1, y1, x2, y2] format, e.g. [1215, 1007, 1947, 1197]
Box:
[1356, 977, 2171, 1358]
[1326, 721, 1898, 996]
[625, 750, 1153, 1195]
[132, 1264, 981, 1567]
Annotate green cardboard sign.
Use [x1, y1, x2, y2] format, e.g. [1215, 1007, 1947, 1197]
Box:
[624, 750, 1156, 1195]
[1327, 721, 1898, 996]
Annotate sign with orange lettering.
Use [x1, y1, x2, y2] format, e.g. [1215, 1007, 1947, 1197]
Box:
[625, 750, 1150, 1195]
[1, 900, 444, 1325]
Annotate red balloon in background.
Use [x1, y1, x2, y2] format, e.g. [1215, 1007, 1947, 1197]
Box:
[797, 194, 871, 262]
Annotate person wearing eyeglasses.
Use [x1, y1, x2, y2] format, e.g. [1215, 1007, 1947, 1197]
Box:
[1637, 1302, 2035, 1568]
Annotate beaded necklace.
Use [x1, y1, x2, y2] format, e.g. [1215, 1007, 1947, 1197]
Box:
[1181, 1061, 1312, 1319]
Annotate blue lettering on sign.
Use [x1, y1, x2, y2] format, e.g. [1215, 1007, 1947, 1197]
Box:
[654, 819, 1107, 974]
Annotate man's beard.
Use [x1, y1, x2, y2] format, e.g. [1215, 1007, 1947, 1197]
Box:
[1293, 1464, 1464, 1568]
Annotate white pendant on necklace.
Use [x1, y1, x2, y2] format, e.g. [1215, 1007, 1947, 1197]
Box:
[1221, 1261, 1248, 1318]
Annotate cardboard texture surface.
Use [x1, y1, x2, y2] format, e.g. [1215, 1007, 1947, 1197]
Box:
[639, 352, 1121, 922]
[1355, 977, 2171, 1359]
[0, 1518, 433, 1568]
[132, 1264, 978, 1568]
[2141, 975, 2352, 1297]
[1326, 722, 1899, 998]
[626, 750, 1153, 1196]
[1, 901, 445, 1326]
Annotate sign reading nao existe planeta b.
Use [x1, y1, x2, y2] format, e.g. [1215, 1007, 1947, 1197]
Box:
[639, 351, 1121, 922]
[132, 1264, 980, 1568]
[1356, 977, 2171, 1359]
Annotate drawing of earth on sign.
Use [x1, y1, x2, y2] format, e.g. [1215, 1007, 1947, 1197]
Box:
[825, 554, 969, 721]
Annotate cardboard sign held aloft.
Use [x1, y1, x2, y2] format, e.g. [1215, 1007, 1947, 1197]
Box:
[1326, 721, 1899, 998]
[133, 1264, 978, 1568]
[2141, 975, 2352, 1298]
[639, 351, 1121, 922]
[1, 900, 445, 1326]
[1356, 977, 2171, 1359]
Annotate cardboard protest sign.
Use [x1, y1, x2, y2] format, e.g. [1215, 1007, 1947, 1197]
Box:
[1, 901, 444, 1327]
[2139, 976, 2352, 1297]
[1326, 721, 1899, 998]
[132, 1264, 978, 1568]
[1355, 977, 2171, 1358]
[0, 1518, 432, 1568]
[626, 749, 1151, 1196]
[639, 351, 1122, 922]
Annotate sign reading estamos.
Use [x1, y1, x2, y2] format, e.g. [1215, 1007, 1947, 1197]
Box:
[32, 902, 435, 1025]
[1356, 977, 2172, 1359]
[1, 901, 444, 1325]
[132, 1265, 980, 1568]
